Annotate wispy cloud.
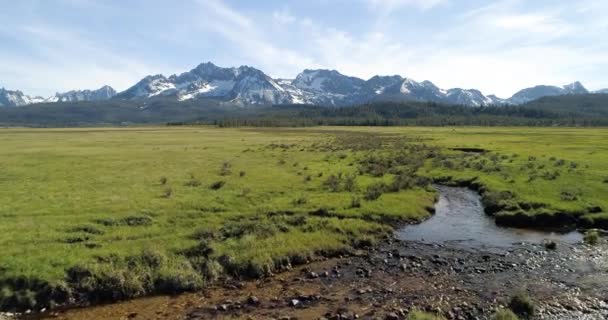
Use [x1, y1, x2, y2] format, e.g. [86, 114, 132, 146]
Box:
[366, 0, 447, 12]
[272, 7, 297, 25]
[1, 0, 607, 97]
[193, 0, 318, 77]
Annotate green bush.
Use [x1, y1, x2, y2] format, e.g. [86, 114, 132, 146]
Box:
[584, 229, 600, 245]
[508, 292, 535, 318]
[390, 173, 414, 192]
[323, 174, 341, 192]
[209, 180, 225, 190]
[343, 174, 357, 192]
[544, 240, 557, 250]
[219, 161, 231, 176]
[364, 182, 387, 201]
[492, 308, 519, 320]
[349, 197, 361, 208]
[162, 187, 173, 198]
[292, 196, 308, 206]
[407, 310, 445, 320]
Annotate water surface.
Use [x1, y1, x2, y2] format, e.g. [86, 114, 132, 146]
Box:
[397, 185, 582, 249]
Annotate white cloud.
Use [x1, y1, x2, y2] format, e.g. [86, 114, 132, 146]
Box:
[0, 24, 164, 96]
[366, 0, 447, 12]
[2, 0, 607, 98]
[272, 7, 296, 25]
[194, 0, 318, 77]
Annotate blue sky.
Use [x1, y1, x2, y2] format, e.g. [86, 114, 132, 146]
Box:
[1, 0, 607, 98]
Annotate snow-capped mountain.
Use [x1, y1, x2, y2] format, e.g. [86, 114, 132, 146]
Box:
[47, 85, 117, 103]
[594, 88, 608, 94]
[508, 82, 589, 105]
[116, 62, 292, 105]
[115, 63, 510, 106]
[4, 62, 604, 107]
[0, 86, 116, 107]
[0, 88, 46, 107]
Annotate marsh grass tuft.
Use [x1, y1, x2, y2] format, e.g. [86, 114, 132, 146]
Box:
[209, 180, 225, 190]
[584, 229, 600, 245]
[508, 292, 535, 318]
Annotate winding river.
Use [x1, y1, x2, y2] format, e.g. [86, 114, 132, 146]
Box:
[397, 185, 583, 249]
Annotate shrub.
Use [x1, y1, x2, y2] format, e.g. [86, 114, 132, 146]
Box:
[364, 183, 387, 201]
[64, 235, 91, 243]
[123, 216, 153, 226]
[239, 171, 246, 177]
[492, 308, 519, 320]
[559, 191, 577, 201]
[162, 187, 173, 198]
[292, 196, 308, 206]
[154, 260, 204, 294]
[219, 161, 231, 176]
[323, 175, 341, 192]
[343, 174, 357, 192]
[159, 176, 167, 185]
[94, 216, 153, 227]
[508, 292, 535, 318]
[209, 180, 225, 190]
[349, 197, 361, 208]
[544, 241, 557, 250]
[407, 310, 445, 320]
[69, 225, 105, 235]
[390, 173, 414, 192]
[481, 191, 514, 214]
[184, 175, 201, 187]
[584, 229, 600, 245]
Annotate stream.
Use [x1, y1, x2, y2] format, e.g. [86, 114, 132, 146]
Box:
[17, 186, 608, 320]
[397, 185, 583, 249]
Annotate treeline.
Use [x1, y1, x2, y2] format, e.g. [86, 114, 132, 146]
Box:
[211, 100, 608, 127]
[2, 94, 608, 127]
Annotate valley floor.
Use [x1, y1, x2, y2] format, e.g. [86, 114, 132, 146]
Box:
[1, 126, 607, 317]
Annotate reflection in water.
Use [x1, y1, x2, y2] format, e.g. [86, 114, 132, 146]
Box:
[397, 185, 582, 249]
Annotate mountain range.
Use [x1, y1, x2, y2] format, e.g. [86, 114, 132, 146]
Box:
[1, 62, 606, 107]
[0, 85, 116, 107]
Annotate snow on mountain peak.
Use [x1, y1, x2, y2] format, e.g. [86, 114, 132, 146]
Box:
[3, 61, 597, 108]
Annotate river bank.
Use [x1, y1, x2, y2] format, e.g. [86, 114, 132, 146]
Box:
[23, 238, 608, 320]
[25, 187, 608, 320]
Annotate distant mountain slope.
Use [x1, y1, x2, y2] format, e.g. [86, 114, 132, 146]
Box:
[47, 85, 117, 103]
[509, 82, 589, 104]
[0, 86, 116, 107]
[522, 93, 608, 117]
[4, 62, 606, 107]
[3, 93, 608, 127]
[110, 63, 606, 107]
[110, 62, 518, 106]
[115, 63, 292, 105]
[0, 88, 46, 107]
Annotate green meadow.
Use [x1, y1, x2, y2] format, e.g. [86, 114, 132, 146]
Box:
[0, 126, 607, 310]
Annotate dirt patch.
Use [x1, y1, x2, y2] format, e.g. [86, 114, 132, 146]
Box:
[29, 238, 608, 320]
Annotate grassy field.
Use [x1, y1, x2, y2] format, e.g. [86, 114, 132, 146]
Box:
[0, 126, 607, 311]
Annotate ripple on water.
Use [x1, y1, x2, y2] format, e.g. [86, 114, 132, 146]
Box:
[397, 185, 583, 249]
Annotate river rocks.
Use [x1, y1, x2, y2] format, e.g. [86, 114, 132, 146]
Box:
[247, 296, 260, 306]
[140, 234, 608, 320]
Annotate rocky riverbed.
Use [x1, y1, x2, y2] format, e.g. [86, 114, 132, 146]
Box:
[27, 238, 608, 320]
[25, 186, 608, 319]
